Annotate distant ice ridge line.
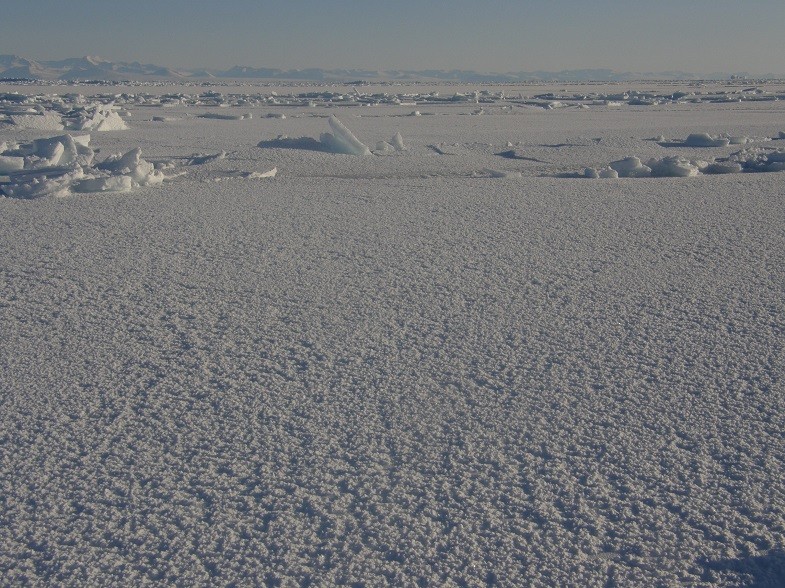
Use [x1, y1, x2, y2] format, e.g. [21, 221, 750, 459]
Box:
[3, 54, 784, 82]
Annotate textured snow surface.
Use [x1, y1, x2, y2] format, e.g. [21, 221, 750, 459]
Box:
[1, 80, 785, 587]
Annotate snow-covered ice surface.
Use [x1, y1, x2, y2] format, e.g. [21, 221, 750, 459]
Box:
[1, 80, 785, 587]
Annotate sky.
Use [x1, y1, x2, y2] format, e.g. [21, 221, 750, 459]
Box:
[2, 0, 784, 75]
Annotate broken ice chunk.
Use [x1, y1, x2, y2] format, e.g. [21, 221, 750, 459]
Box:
[320, 115, 371, 156]
[374, 141, 394, 153]
[391, 132, 405, 151]
[1, 167, 85, 199]
[96, 147, 164, 186]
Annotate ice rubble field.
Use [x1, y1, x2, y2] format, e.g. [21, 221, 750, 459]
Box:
[1, 79, 785, 586]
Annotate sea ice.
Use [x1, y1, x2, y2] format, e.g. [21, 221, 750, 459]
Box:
[72, 175, 134, 193]
[186, 151, 227, 165]
[648, 156, 700, 177]
[8, 113, 64, 130]
[391, 132, 405, 151]
[319, 115, 371, 156]
[0, 155, 24, 173]
[96, 147, 164, 186]
[198, 112, 252, 120]
[703, 161, 743, 174]
[0, 134, 167, 198]
[2, 167, 85, 198]
[609, 156, 651, 177]
[684, 133, 730, 147]
[66, 104, 129, 131]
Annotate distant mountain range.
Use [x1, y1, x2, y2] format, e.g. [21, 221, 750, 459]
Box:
[0, 54, 772, 83]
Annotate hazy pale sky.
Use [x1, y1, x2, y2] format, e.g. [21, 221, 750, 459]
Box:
[2, 0, 784, 74]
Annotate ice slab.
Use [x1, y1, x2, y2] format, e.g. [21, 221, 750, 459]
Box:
[319, 115, 371, 156]
[8, 113, 64, 130]
[391, 132, 405, 152]
[0, 155, 24, 173]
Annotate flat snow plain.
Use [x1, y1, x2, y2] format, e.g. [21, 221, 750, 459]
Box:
[1, 81, 784, 587]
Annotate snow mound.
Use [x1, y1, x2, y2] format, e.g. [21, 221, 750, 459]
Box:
[1, 134, 165, 199]
[648, 156, 700, 177]
[730, 147, 785, 172]
[609, 156, 651, 178]
[703, 161, 743, 174]
[198, 112, 252, 120]
[186, 151, 226, 166]
[684, 133, 730, 147]
[73, 175, 134, 193]
[319, 115, 372, 156]
[374, 133, 406, 155]
[481, 169, 522, 178]
[209, 168, 277, 182]
[584, 167, 619, 178]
